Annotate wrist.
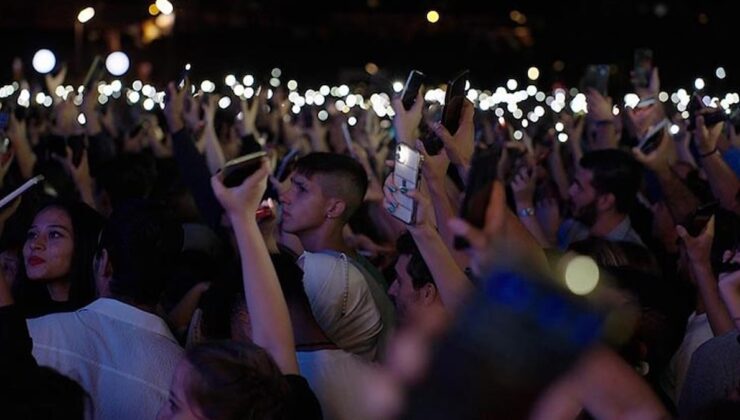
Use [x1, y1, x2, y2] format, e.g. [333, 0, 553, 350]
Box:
[409, 223, 437, 239]
[699, 147, 719, 159]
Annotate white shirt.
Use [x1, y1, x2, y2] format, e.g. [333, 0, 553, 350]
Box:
[661, 312, 713, 404]
[297, 349, 371, 420]
[299, 251, 382, 361]
[27, 298, 183, 420]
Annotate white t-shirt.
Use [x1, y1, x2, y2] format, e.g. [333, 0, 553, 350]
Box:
[661, 312, 713, 403]
[27, 298, 183, 419]
[297, 349, 371, 420]
[299, 251, 382, 361]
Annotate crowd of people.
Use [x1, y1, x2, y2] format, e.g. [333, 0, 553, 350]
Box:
[0, 51, 739, 420]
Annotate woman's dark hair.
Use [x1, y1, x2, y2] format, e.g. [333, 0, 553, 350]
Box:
[16, 200, 104, 317]
[185, 341, 290, 420]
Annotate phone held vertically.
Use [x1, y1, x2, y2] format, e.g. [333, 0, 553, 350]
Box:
[582, 65, 610, 97]
[633, 48, 654, 89]
[454, 147, 498, 249]
[401, 70, 425, 111]
[222, 151, 268, 188]
[392, 143, 423, 224]
[441, 70, 470, 136]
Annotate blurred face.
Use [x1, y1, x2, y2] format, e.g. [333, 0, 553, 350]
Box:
[568, 167, 599, 226]
[279, 173, 329, 235]
[23, 207, 74, 282]
[158, 360, 202, 420]
[389, 255, 423, 324]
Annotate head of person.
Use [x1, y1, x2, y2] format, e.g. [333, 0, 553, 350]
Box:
[158, 341, 289, 420]
[94, 199, 183, 309]
[19, 200, 103, 309]
[389, 232, 442, 324]
[279, 152, 368, 236]
[568, 150, 642, 226]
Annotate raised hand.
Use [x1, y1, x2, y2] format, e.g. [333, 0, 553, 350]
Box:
[164, 81, 189, 134]
[211, 158, 270, 220]
[694, 115, 725, 155]
[431, 100, 475, 169]
[391, 90, 424, 145]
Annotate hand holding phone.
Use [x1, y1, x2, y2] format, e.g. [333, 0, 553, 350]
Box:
[401, 70, 425, 111]
[388, 143, 423, 224]
[442, 70, 470, 136]
[636, 119, 670, 154]
[222, 151, 268, 188]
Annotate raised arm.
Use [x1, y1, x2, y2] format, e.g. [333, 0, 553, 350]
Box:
[211, 160, 298, 375]
[694, 117, 740, 213]
[202, 95, 227, 174]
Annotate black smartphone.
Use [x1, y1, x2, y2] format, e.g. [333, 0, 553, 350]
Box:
[637, 119, 669, 154]
[401, 70, 426, 111]
[582, 65, 610, 97]
[633, 49, 653, 89]
[454, 147, 498, 250]
[687, 93, 727, 131]
[82, 56, 105, 93]
[222, 151, 268, 187]
[441, 70, 470, 136]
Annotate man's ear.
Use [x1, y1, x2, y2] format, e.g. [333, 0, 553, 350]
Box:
[94, 249, 113, 297]
[596, 193, 616, 212]
[421, 283, 438, 305]
[326, 198, 347, 220]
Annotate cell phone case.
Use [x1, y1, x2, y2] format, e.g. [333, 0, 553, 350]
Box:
[222, 151, 268, 187]
[392, 144, 423, 224]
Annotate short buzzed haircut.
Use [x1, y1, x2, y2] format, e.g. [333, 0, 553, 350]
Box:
[294, 152, 368, 221]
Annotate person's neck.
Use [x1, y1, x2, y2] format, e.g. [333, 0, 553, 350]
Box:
[105, 294, 157, 314]
[47, 281, 71, 302]
[590, 211, 627, 238]
[298, 223, 354, 256]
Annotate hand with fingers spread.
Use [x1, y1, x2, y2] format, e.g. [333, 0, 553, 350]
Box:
[392, 90, 424, 145]
[431, 100, 475, 169]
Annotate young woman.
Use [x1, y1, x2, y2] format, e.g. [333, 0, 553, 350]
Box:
[16, 200, 103, 317]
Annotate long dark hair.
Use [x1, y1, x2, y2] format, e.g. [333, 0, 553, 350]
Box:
[15, 199, 104, 317]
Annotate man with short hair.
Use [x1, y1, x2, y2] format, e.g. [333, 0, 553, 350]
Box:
[558, 149, 645, 249]
[27, 200, 185, 419]
[280, 152, 394, 361]
[388, 232, 445, 325]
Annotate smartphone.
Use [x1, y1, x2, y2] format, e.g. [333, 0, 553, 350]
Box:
[222, 151, 268, 187]
[454, 147, 498, 250]
[582, 65, 610, 97]
[392, 143, 423, 224]
[401, 70, 426, 111]
[633, 49, 653, 89]
[82, 56, 105, 93]
[687, 93, 727, 131]
[637, 119, 670, 154]
[0, 175, 45, 209]
[441, 70, 470, 136]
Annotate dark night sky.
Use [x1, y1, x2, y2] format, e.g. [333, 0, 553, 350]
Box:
[0, 0, 737, 96]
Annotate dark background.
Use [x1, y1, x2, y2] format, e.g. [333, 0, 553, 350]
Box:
[0, 0, 737, 95]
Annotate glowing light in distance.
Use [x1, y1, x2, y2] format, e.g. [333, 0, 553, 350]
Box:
[527, 67, 540, 81]
[318, 110, 329, 121]
[348, 116, 357, 126]
[716, 67, 726, 80]
[77, 113, 86, 125]
[555, 122, 564, 132]
[233, 85, 245, 96]
[535, 92, 546, 102]
[32, 49, 56, 74]
[35, 92, 46, 105]
[558, 133, 568, 143]
[218, 96, 232, 109]
[287, 80, 298, 91]
[143, 98, 154, 111]
[338, 85, 350, 97]
[624, 93, 640, 109]
[200, 80, 215, 93]
[77, 7, 95, 23]
[271, 68, 282, 78]
[243, 75, 254, 86]
[111, 80, 123, 92]
[148, 4, 159, 16]
[269, 78, 280, 87]
[426, 10, 440, 23]
[694, 78, 705, 90]
[225, 75, 236, 86]
[155, 0, 174, 16]
[658, 91, 669, 102]
[128, 91, 141, 103]
[132, 80, 143, 91]
[564, 255, 599, 295]
[320, 85, 330, 96]
[105, 52, 130, 76]
[670, 124, 680, 135]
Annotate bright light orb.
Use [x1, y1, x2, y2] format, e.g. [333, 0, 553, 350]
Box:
[105, 52, 130, 76]
[32, 49, 56, 74]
